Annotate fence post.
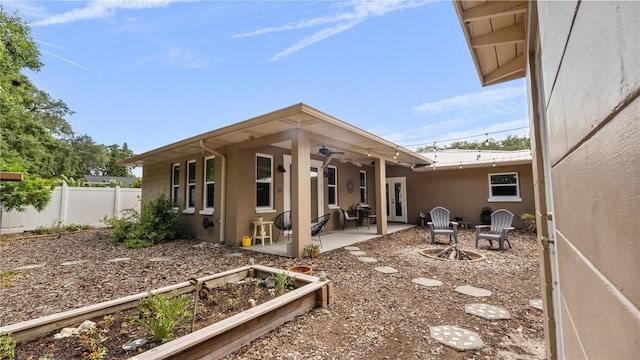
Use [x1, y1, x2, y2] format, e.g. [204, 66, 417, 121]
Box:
[59, 183, 69, 224]
[114, 186, 121, 218]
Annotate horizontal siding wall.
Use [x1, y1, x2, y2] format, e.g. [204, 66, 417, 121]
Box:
[1, 185, 141, 233]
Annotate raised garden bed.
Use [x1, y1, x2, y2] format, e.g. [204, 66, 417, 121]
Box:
[1, 264, 333, 359]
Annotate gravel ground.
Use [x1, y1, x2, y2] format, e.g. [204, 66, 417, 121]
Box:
[0, 227, 545, 359]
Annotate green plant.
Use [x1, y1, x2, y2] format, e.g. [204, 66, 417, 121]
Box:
[519, 213, 537, 233]
[268, 272, 294, 296]
[0, 271, 21, 288]
[136, 292, 192, 342]
[305, 243, 321, 258]
[79, 329, 107, 360]
[102, 193, 182, 248]
[0, 333, 16, 359]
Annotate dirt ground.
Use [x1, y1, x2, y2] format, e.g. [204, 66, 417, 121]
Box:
[0, 227, 546, 359]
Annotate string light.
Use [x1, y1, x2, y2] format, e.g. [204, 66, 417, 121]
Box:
[367, 148, 371, 157]
[484, 133, 490, 147]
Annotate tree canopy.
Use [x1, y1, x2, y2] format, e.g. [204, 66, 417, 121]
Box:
[415, 134, 531, 153]
[1, 7, 137, 212]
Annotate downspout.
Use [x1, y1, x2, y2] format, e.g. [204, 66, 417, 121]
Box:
[200, 140, 225, 243]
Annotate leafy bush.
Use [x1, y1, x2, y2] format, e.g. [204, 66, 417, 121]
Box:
[135, 292, 192, 342]
[103, 194, 181, 248]
[0, 333, 16, 359]
[519, 213, 537, 233]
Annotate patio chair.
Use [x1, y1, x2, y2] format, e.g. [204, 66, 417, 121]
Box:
[362, 207, 376, 229]
[274, 211, 292, 243]
[475, 209, 515, 251]
[427, 206, 458, 244]
[341, 208, 359, 230]
[311, 213, 332, 248]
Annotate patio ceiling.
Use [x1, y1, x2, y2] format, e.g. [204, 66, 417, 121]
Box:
[453, 0, 527, 86]
[119, 103, 432, 168]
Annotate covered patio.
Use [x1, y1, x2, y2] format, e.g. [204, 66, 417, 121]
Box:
[242, 223, 415, 257]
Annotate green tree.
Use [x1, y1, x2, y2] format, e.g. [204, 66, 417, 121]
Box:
[416, 135, 530, 152]
[0, 7, 51, 212]
[102, 143, 135, 177]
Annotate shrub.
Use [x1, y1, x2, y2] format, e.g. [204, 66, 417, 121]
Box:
[103, 194, 181, 248]
[135, 292, 192, 342]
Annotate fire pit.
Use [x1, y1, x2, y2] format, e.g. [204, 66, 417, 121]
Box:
[419, 246, 485, 262]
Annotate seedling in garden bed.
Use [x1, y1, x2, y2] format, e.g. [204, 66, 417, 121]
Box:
[268, 272, 295, 296]
[134, 292, 192, 343]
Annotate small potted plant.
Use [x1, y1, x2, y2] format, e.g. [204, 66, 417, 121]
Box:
[305, 243, 321, 258]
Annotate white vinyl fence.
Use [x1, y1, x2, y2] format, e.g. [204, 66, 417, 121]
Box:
[1, 184, 141, 234]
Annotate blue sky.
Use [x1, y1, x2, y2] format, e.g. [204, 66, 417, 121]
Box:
[4, 0, 528, 161]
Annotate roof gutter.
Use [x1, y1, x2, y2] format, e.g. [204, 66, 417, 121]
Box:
[200, 140, 225, 243]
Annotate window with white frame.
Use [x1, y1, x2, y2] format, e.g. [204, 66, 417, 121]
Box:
[327, 166, 337, 207]
[359, 170, 367, 204]
[488, 172, 521, 202]
[185, 160, 196, 212]
[256, 154, 273, 210]
[171, 163, 180, 204]
[201, 156, 215, 215]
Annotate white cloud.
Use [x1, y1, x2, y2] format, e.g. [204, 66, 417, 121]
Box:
[30, 0, 193, 26]
[233, 0, 431, 61]
[412, 86, 526, 115]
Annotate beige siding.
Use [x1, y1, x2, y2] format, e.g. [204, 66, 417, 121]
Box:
[388, 164, 535, 229]
[534, 1, 640, 358]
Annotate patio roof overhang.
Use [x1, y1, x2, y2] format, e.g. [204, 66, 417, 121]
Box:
[119, 103, 432, 168]
[453, 0, 528, 87]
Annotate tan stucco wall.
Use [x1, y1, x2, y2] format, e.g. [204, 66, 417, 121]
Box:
[387, 164, 535, 229]
[533, 1, 639, 358]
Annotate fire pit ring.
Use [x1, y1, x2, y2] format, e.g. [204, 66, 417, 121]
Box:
[419, 248, 486, 262]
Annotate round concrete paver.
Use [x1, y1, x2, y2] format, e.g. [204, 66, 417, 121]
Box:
[374, 266, 398, 274]
[358, 257, 378, 263]
[465, 303, 511, 320]
[455, 285, 492, 297]
[411, 277, 443, 287]
[13, 263, 46, 271]
[107, 257, 131, 263]
[529, 299, 543, 311]
[61, 260, 89, 266]
[349, 251, 367, 256]
[344, 246, 360, 251]
[430, 325, 484, 350]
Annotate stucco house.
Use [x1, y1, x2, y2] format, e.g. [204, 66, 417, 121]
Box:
[120, 103, 534, 258]
[452, 0, 639, 359]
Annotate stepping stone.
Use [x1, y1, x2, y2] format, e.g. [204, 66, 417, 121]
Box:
[224, 253, 243, 258]
[465, 303, 511, 320]
[412, 277, 443, 287]
[108, 257, 131, 263]
[13, 263, 46, 270]
[374, 266, 398, 274]
[430, 325, 484, 350]
[344, 246, 360, 251]
[61, 260, 89, 266]
[529, 299, 543, 311]
[149, 257, 171, 262]
[349, 251, 367, 256]
[455, 285, 492, 297]
[358, 257, 378, 263]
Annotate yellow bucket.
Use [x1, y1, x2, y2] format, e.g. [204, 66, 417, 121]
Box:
[242, 236, 252, 247]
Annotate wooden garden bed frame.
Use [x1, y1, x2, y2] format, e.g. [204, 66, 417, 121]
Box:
[0, 264, 333, 359]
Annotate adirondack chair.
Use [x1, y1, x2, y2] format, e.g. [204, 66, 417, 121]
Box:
[311, 213, 332, 248]
[475, 209, 515, 251]
[428, 206, 458, 244]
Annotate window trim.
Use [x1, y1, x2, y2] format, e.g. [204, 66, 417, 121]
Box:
[184, 160, 196, 214]
[171, 163, 180, 204]
[200, 155, 215, 215]
[327, 165, 338, 209]
[255, 153, 274, 212]
[359, 170, 367, 205]
[488, 172, 522, 202]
